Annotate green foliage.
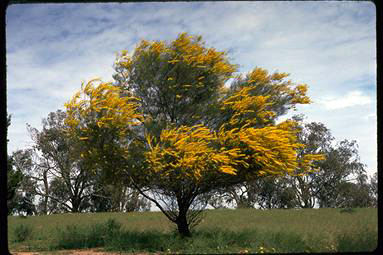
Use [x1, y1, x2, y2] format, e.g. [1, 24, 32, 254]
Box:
[333, 177, 374, 208]
[247, 176, 297, 209]
[14, 224, 33, 242]
[315, 139, 370, 208]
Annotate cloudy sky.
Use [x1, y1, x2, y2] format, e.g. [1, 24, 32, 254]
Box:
[6, 2, 377, 176]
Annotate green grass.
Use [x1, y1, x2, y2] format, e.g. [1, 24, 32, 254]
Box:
[8, 208, 378, 253]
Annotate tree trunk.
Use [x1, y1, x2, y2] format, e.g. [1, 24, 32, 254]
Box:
[42, 170, 49, 215]
[71, 198, 80, 213]
[176, 209, 191, 237]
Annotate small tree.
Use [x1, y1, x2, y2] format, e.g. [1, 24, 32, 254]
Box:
[65, 33, 322, 237]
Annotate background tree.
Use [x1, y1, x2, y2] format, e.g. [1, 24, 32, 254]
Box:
[246, 177, 296, 209]
[9, 149, 37, 215]
[369, 172, 377, 208]
[288, 120, 334, 208]
[315, 139, 367, 208]
[26, 110, 97, 213]
[65, 33, 322, 237]
[6, 115, 28, 215]
[90, 183, 150, 212]
[206, 172, 298, 209]
[7, 155, 23, 215]
[333, 172, 375, 208]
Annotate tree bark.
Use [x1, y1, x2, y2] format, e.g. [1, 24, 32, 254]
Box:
[42, 170, 49, 215]
[176, 208, 191, 237]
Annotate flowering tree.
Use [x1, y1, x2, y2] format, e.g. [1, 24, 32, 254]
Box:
[64, 33, 322, 237]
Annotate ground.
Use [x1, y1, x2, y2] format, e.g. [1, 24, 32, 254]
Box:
[11, 250, 157, 255]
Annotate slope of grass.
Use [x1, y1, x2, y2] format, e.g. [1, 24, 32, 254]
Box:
[8, 207, 378, 253]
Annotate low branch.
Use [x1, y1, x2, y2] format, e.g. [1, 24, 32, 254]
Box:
[128, 176, 176, 222]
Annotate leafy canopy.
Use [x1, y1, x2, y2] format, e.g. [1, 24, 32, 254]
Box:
[64, 32, 323, 236]
[64, 80, 143, 171]
[113, 32, 238, 126]
[65, 67, 320, 184]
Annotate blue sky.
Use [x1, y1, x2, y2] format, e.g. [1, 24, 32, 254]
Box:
[6, 2, 377, 176]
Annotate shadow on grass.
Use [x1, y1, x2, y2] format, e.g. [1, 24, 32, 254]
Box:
[336, 228, 378, 252]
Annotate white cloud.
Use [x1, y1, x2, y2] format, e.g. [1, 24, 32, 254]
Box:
[320, 91, 372, 110]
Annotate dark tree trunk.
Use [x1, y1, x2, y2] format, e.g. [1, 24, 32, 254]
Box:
[71, 197, 81, 213]
[42, 170, 49, 215]
[176, 208, 191, 237]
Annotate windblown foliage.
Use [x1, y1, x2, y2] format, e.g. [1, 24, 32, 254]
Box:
[64, 80, 143, 171]
[64, 33, 323, 236]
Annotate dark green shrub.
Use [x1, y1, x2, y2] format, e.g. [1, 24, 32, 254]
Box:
[107, 230, 165, 252]
[337, 229, 377, 252]
[104, 218, 122, 237]
[56, 218, 122, 249]
[56, 224, 87, 249]
[14, 224, 33, 242]
[87, 218, 122, 246]
[340, 208, 356, 214]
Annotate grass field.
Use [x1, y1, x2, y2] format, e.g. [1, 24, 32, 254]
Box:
[8, 207, 378, 254]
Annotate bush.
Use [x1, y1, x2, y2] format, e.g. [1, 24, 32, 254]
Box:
[14, 224, 33, 242]
[56, 218, 122, 249]
[56, 224, 86, 249]
[337, 229, 378, 252]
[106, 230, 165, 252]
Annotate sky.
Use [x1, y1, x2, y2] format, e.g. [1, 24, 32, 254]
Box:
[6, 2, 377, 177]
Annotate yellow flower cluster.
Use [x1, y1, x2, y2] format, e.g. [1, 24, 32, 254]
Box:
[222, 86, 276, 127]
[246, 67, 311, 105]
[217, 120, 306, 177]
[64, 79, 143, 138]
[295, 153, 326, 175]
[145, 117, 323, 180]
[145, 125, 245, 180]
[114, 33, 237, 92]
[170, 33, 237, 74]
